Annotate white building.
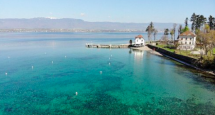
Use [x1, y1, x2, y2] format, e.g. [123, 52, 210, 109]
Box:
[177, 31, 196, 50]
[134, 35, 145, 46]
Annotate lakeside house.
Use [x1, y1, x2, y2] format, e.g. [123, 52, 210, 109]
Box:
[177, 31, 196, 50]
[134, 35, 145, 46]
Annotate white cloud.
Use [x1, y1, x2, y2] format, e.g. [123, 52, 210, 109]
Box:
[46, 17, 58, 19]
[80, 13, 85, 16]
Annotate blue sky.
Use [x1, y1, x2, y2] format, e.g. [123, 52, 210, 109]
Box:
[0, 0, 214, 23]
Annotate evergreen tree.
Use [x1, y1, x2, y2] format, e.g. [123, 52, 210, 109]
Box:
[164, 28, 169, 35]
[145, 22, 155, 42]
[208, 15, 215, 30]
[190, 13, 197, 31]
[185, 17, 188, 27]
[178, 25, 182, 34]
[177, 25, 183, 39]
[196, 15, 207, 30]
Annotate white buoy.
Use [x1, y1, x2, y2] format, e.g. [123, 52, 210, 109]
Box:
[111, 55, 112, 57]
[32, 66, 34, 69]
[45, 52, 46, 55]
[65, 56, 67, 58]
[5, 73, 7, 76]
[52, 61, 53, 64]
[76, 92, 78, 95]
[8, 56, 10, 59]
[100, 71, 102, 74]
[109, 63, 111, 65]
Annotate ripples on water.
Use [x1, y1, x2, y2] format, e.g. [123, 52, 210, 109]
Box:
[0, 32, 215, 115]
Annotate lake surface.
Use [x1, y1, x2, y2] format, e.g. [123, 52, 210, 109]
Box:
[0, 32, 215, 115]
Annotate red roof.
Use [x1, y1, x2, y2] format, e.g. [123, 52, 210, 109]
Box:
[135, 35, 143, 38]
[179, 31, 196, 37]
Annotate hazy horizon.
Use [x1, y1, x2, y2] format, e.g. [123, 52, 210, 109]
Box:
[0, 17, 185, 24]
[0, 0, 214, 23]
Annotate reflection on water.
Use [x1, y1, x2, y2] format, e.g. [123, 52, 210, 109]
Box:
[129, 49, 144, 61]
[133, 49, 144, 62]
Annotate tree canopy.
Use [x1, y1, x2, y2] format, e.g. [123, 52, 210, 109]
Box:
[145, 22, 155, 42]
[164, 28, 169, 35]
[190, 13, 207, 32]
[182, 26, 190, 32]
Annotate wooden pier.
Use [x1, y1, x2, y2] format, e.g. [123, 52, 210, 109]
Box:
[86, 43, 129, 48]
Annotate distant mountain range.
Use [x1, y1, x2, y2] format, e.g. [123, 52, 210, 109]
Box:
[0, 18, 181, 31]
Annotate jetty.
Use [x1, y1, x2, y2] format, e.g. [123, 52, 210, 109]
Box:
[86, 43, 129, 48]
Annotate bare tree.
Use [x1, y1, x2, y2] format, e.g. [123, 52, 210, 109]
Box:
[160, 35, 168, 45]
[173, 23, 177, 44]
[197, 27, 215, 55]
[170, 29, 174, 41]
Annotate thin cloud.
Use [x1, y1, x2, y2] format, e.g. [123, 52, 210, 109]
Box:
[80, 13, 85, 16]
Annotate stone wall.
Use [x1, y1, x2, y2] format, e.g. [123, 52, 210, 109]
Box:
[147, 44, 198, 65]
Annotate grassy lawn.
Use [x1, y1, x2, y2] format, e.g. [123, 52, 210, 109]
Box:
[176, 50, 200, 59]
[156, 44, 175, 52]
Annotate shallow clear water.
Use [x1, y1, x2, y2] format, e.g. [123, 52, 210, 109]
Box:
[0, 32, 215, 115]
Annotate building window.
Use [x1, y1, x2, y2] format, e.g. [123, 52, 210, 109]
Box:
[190, 42, 191, 44]
[137, 40, 138, 42]
[141, 40, 143, 42]
[185, 42, 187, 44]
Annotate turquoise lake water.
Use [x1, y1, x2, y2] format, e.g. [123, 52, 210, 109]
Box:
[0, 32, 215, 115]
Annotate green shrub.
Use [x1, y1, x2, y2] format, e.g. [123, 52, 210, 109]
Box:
[201, 55, 215, 69]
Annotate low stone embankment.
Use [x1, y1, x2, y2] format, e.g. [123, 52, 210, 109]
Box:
[147, 44, 197, 65]
[147, 44, 215, 76]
